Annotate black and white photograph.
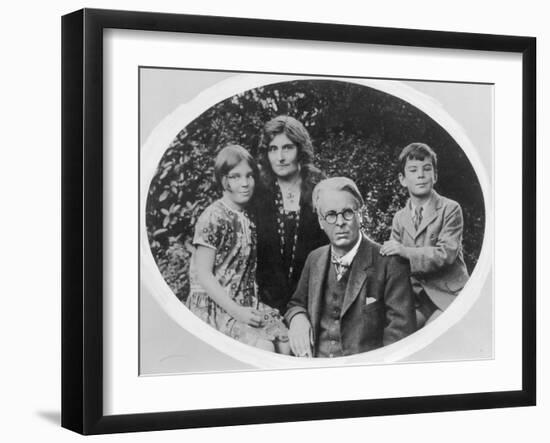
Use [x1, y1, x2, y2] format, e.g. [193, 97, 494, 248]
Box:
[140, 69, 492, 374]
[52, 3, 539, 438]
[2, 0, 546, 440]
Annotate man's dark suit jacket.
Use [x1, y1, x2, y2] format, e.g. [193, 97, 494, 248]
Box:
[285, 235, 416, 356]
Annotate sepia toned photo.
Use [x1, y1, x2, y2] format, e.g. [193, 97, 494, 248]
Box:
[140, 69, 491, 374]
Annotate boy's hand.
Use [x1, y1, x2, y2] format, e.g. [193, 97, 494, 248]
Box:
[380, 240, 407, 258]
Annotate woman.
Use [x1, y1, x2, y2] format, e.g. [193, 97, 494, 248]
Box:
[254, 116, 328, 315]
[186, 144, 290, 353]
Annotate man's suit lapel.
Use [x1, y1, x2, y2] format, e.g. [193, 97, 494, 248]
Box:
[309, 246, 330, 340]
[415, 191, 442, 239]
[341, 237, 373, 317]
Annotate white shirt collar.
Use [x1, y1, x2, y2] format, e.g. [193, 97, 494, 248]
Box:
[332, 233, 362, 267]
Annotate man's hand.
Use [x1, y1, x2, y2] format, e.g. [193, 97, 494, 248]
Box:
[380, 240, 407, 258]
[288, 314, 313, 357]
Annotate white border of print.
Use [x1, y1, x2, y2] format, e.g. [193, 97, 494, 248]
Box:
[104, 29, 522, 415]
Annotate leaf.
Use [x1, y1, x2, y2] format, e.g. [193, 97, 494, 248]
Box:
[159, 190, 169, 202]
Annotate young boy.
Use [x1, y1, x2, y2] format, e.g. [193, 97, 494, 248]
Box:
[380, 143, 469, 328]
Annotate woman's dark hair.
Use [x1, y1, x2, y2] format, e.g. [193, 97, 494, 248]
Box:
[258, 115, 322, 190]
[214, 144, 258, 190]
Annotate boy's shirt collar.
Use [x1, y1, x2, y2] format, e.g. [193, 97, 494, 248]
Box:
[409, 200, 427, 219]
[409, 191, 436, 219]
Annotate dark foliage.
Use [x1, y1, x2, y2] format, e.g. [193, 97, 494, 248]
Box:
[145, 80, 485, 302]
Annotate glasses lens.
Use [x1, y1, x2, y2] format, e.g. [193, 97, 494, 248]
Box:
[343, 209, 355, 220]
[325, 212, 337, 224]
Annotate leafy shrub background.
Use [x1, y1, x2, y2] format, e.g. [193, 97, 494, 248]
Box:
[146, 80, 485, 302]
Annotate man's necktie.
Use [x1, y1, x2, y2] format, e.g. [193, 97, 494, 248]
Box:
[331, 253, 350, 281]
[414, 206, 423, 231]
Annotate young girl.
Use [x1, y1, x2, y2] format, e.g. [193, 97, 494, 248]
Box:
[186, 145, 290, 354]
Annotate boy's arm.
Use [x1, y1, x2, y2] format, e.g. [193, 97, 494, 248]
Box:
[405, 202, 464, 274]
[380, 212, 403, 256]
[389, 211, 402, 242]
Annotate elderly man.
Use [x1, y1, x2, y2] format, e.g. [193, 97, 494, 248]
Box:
[285, 177, 416, 358]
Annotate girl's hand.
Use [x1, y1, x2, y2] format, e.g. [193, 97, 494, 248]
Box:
[232, 306, 264, 327]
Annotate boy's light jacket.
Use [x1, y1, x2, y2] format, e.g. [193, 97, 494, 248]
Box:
[391, 190, 470, 311]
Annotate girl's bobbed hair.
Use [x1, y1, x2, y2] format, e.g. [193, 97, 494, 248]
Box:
[214, 144, 258, 189]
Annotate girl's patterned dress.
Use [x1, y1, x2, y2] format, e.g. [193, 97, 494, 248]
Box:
[186, 199, 288, 348]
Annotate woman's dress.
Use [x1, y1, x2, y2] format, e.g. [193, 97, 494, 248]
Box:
[255, 173, 328, 315]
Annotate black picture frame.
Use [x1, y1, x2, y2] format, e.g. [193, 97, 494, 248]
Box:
[61, 8, 536, 435]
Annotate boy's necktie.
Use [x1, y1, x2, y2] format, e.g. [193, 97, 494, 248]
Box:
[414, 206, 423, 231]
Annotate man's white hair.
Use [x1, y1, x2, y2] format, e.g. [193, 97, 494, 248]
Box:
[312, 177, 365, 213]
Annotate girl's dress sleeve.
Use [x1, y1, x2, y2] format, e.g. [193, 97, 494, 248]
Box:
[193, 205, 226, 251]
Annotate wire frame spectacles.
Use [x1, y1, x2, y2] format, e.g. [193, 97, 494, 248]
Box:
[321, 208, 356, 224]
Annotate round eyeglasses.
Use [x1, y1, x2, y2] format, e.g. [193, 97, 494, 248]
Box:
[321, 208, 356, 224]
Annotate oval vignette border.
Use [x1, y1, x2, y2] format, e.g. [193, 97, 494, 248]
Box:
[140, 73, 492, 370]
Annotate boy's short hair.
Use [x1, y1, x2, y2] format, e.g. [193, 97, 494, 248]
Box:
[398, 143, 438, 175]
[214, 144, 258, 189]
[312, 177, 365, 213]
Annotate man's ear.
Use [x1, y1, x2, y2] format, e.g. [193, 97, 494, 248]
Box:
[356, 205, 364, 222]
